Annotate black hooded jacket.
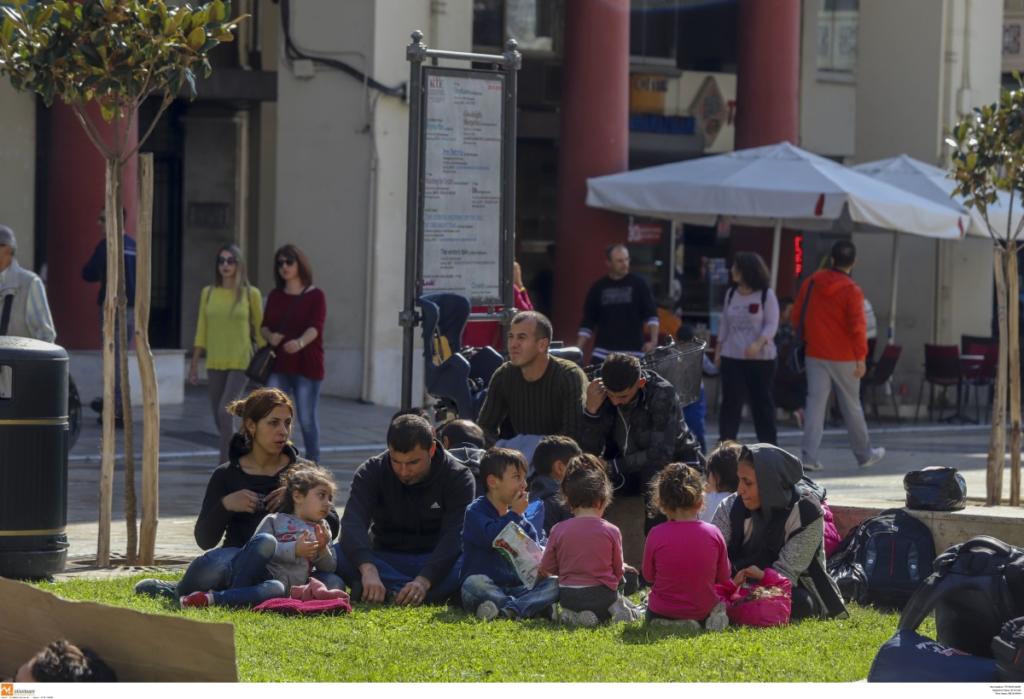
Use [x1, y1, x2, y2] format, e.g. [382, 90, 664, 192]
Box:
[340, 441, 476, 586]
[193, 434, 340, 550]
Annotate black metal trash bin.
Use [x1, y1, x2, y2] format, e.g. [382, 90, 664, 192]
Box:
[0, 336, 69, 578]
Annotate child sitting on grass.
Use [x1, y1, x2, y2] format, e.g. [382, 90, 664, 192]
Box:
[643, 462, 731, 631]
[528, 435, 582, 537]
[700, 440, 742, 523]
[538, 454, 641, 627]
[460, 448, 560, 620]
[181, 464, 340, 608]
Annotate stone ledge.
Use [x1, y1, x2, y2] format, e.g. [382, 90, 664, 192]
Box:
[69, 349, 185, 406]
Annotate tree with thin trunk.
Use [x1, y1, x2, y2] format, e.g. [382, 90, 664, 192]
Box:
[0, 0, 244, 564]
[948, 76, 1024, 507]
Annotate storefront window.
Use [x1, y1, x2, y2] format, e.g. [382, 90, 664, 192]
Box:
[630, 0, 679, 65]
[473, 0, 558, 52]
[818, 0, 858, 76]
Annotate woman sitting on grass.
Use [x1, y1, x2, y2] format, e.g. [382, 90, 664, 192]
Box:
[643, 463, 731, 631]
[711, 443, 847, 621]
[180, 464, 342, 608]
[134, 388, 340, 604]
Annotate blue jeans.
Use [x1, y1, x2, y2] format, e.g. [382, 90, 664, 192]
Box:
[210, 533, 285, 607]
[334, 544, 462, 604]
[460, 574, 559, 618]
[176, 543, 343, 598]
[268, 372, 322, 462]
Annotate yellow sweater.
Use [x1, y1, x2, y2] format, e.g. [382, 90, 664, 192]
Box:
[194, 286, 266, 371]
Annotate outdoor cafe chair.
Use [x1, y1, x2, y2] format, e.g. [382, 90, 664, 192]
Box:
[863, 343, 902, 422]
[915, 344, 962, 423]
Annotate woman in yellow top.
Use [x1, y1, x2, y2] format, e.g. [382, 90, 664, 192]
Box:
[190, 244, 266, 462]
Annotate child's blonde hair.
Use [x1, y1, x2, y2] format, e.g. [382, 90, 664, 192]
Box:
[279, 464, 335, 516]
[648, 462, 703, 516]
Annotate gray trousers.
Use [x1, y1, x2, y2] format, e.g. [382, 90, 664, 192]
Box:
[801, 357, 873, 465]
[207, 369, 249, 463]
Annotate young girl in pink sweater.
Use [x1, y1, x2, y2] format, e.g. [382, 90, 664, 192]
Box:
[538, 454, 640, 627]
[643, 463, 732, 631]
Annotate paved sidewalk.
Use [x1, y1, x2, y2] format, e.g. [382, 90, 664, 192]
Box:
[63, 386, 1011, 565]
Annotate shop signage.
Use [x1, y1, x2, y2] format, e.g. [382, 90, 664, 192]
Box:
[628, 219, 663, 244]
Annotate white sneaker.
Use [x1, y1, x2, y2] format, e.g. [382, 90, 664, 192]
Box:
[577, 610, 599, 628]
[705, 602, 729, 632]
[475, 600, 499, 621]
[802, 460, 824, 472]
[560, 608, 599, 627]
[858, 447, 886, 469]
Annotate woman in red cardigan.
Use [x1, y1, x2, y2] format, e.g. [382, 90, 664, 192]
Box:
[260, 244, 326, 462]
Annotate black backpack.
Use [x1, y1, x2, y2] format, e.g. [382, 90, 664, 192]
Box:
[827, 508, 936, 608]
[900, 535, 1024, 658]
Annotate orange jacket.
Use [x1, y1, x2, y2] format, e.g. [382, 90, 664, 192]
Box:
[792, 269, 867, 362]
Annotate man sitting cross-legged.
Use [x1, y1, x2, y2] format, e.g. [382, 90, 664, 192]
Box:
[460, 448, 560, 621]
[335, 414, 476, 606]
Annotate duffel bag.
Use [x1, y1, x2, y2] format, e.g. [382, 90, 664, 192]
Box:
[904, 466, 967, 511]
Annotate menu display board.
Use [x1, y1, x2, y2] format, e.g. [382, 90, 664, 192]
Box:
[420, 69, 505, 304]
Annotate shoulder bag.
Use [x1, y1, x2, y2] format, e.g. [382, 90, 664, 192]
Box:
[246, 287, 306, 385]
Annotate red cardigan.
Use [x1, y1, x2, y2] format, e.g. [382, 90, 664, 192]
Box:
[262, 287, 327, 380]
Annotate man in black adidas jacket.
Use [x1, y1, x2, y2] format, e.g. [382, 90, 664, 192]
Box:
[336, 414, 475, 606]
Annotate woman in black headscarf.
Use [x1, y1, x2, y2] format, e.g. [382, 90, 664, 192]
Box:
[711, 443, 846, 620]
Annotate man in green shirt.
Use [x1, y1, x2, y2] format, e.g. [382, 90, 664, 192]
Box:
[477, 311, 587, 449]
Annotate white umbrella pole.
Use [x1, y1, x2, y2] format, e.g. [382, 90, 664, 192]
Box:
[888, 232, 901, 345]
[770, 220, 782, 289]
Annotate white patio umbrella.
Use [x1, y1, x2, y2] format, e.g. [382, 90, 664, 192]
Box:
[854, 155, 1024, 342]
[586, 142, 968, 292]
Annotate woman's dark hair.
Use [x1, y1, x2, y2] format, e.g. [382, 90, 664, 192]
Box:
[279, 464, 336, 515]
[273, 243, 313, 289]
[706, 440, 742, 492]
[649, 462, 704, 515]
[227, 388, 294, 443]
[560, 453, 612, 510]
[732, 251, 771, 291]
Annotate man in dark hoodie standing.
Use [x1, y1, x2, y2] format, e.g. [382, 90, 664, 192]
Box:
[792, 240, 885, 472]
[336, 414, 476, 605]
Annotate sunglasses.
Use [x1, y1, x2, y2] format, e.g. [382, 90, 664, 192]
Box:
[217, 256, 237, 266]
[276, 257, 296, 268]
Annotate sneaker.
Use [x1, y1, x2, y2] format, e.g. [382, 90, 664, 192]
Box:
[858, 447, 886, 469]
[576, 610, 599, 628]
[548, 605, 559, 622]
[179, 591, 212, 609]
[609, 597, 643, 623]
[475, 600, 499, 621]
[802, 460, 824, 472]
[705, 602, 729, 632]
[134, 578, 178, 600]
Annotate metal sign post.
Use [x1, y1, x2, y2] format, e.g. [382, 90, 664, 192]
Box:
[400, 30, 521, 409]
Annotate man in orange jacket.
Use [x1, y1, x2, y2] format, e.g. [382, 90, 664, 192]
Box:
[792, 240, 885, 471]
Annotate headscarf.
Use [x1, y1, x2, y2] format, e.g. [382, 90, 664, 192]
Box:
[733, 443, 805, 570]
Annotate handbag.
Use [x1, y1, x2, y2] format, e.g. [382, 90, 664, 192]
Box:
[715, 567, 792, 627]
[789, 280, 816, 376]
[245, 287, 307, 385]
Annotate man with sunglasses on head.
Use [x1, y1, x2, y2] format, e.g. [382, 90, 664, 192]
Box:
[82, 207, 136, 426]
[580, 352, 698, 533]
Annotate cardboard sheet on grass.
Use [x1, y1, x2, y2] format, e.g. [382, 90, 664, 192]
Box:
[0, 577, 237, 682]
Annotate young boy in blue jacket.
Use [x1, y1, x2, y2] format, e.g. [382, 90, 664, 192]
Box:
[460, 447, 560, 620]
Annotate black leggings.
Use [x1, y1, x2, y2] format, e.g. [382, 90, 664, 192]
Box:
[718, 357, 778, 444]
[559, 585, 619, 621]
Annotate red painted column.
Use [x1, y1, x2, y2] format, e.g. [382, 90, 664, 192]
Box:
[45, 103, 138, 350]
[552, 0, 630, 342]
[735, 0, 801, 148]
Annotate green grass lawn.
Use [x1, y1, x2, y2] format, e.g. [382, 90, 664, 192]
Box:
[38, 574, 933, 682]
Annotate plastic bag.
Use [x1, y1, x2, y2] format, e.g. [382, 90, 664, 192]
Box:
[904, 466, 967, 511]
[714, 567, 791, 627]
[492, 521, 544, 588]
